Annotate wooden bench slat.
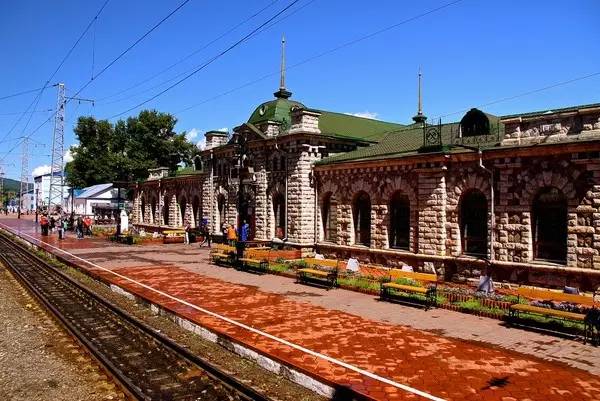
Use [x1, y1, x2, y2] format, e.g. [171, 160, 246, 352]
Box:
[305, 258, 339, 268]
[298, 268, 330, 277]
[239, 258, 262, 263]
[510, 303, 586, 321]
[389, 269, 437, 283]
[382, 283, 429, 294]
[516, 287, 597, 306]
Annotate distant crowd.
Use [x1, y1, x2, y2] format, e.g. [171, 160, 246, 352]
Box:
[39, 212, 93, 240]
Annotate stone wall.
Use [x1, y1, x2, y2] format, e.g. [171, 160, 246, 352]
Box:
[315, 152, 600, 288]
[501, 107, 600, 146]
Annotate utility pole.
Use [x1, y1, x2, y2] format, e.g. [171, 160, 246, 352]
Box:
[18, 138, 29, 218]
[47, 83, 66, 212]
[0, 166, 4, 212]
[47, 83, 93, 213]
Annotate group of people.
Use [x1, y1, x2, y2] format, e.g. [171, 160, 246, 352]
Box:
[39, 213, 93, 240]
[183, 219, 212, 246]
[221, 221, 250, 246]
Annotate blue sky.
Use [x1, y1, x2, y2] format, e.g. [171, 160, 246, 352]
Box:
[0, 0, 599, 179]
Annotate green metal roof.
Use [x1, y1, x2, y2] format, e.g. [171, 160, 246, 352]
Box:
[316, 110, 404, 142]
[247, 98, 305, 128]
[247, 97, 404, 142]
[318, 116, 505, 165]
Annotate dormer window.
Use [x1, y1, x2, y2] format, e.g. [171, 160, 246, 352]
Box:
[460, 108, 490, 137]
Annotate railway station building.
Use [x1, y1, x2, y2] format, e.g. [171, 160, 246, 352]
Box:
[132, 72, 600, 290]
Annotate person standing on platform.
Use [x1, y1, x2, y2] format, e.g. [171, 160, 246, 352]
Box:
[76, 216, 84, 239]
[49, 215, 56, 234]
[240, 220, 249, 242]
[57, 216, 64, 240]
[62, 217, 68, 239]
[201, 219, 211, 248]
[40, 214, 49, 236]
[83, 216, 92, 236]
[184, 220, 191, 245]
[227, 224, 237, 246]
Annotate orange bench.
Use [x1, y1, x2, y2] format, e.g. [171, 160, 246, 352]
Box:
[509, 287, 598, 340]
[380, 269, 438, 309]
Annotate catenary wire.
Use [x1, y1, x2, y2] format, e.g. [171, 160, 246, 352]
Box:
[0, 0, 193, 165]
[0, 0, 111, 145]
[98, 0, 313, 107]
[109, 0, 302, 118]
[96, 0, 282, 103]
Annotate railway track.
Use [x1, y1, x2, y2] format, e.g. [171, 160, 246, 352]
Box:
[0, 234, 271, 401]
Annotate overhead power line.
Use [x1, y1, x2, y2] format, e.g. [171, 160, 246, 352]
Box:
[96, 0, 282, 103]
[99, 0, 315, 107]
[110, 0, 302, 118]
[75, 0, 193, 97]
[175, 0, 464, 114]
[0, 109, 53, 117]
[0, 0, 111, 145]
[0, 0, 193, 165]
[0, 86, 48, 102]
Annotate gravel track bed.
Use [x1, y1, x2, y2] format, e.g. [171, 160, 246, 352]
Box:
[37, 250, 325, 401]
[0, 264, 126, 401]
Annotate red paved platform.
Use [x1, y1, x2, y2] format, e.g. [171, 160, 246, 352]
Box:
[2, 218, 599, 401]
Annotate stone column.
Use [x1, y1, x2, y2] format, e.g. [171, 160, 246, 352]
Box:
[417, 169, 447, 272]
[286, 146, 320, 245]
[254, 169, 268, 240]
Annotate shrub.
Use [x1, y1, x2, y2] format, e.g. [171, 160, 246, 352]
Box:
[337, 276, 380, 293]
[393, 277, 420, 287]
[293, 260, 308, 269]
[268, 263, 290, 273]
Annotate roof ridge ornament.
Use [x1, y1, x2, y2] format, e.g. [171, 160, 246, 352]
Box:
[412, 67, 427, 124]
[274, 34, 292, 99]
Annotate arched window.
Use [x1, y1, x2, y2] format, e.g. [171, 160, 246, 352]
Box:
[217, 194, 226, 230]
[194, 157, 202, 171]
[460, 190, 488, 256]
[273, 193, 286, 238]
[179, 196, 187, 226]
[192, 196, 201, 227]
[163, 195, 170, 226]
[353, 191, 371, 246]
[280, 156, 286, 171]
[533, 187, 567, 263]
[150, 197, 157, 224]
[460, 108, 490, 137]
[389, 192, 410, 250]
[321, 192, 336, 242]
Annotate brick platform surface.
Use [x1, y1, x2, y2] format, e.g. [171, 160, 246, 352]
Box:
[1, 217, 599, 401]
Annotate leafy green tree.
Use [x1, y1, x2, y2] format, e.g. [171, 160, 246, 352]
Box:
[65, 110, 196, 188]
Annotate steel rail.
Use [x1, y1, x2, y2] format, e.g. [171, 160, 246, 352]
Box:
[0, 233, 272, 401]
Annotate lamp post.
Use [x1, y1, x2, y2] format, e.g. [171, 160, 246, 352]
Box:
[232, 133, 252, 260]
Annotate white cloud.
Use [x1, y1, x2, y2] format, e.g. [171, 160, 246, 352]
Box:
[345, 111, 379, 119]
[32, 165, 51, 177]
[196, 137, 206, 150]
[216, 127, 228, 132]
[64, 148, 75, 163]
[186, 128, 199, 141]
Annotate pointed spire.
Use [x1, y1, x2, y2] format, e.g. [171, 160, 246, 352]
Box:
[412, 67, 427, 124]
[280, 35, 286, 90]
[274, 34, 292, 99]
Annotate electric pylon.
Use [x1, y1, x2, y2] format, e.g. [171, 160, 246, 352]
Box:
[47, 83, 66, 211]
[19, 137, 29, 216]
